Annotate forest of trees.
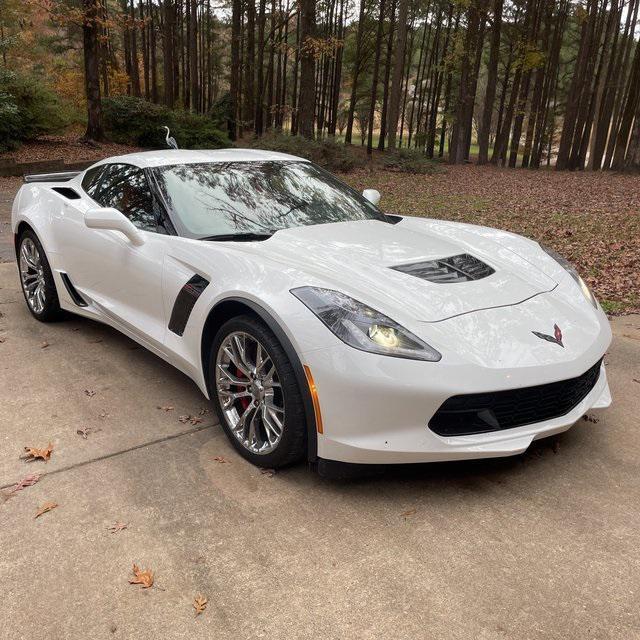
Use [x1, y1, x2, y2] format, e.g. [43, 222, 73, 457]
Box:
[3, 0, 640, 170]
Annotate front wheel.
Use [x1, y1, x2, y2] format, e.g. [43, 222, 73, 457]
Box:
[209, 315, 307, 468]
[17, 230, 63, 322]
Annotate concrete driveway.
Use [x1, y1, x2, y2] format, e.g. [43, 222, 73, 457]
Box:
[1, 259, 640, 639]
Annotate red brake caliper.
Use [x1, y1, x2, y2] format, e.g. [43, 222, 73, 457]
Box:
[235, 365, 251, 411]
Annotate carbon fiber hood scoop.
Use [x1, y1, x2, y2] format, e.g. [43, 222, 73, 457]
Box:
[391, 254, 495, 283]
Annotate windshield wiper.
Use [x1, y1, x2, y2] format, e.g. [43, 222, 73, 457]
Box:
[199, 231, 276, 242]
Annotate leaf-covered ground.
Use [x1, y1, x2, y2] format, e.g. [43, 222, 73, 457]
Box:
[342, 164, 640, 314]
[2, 129, 140, 164]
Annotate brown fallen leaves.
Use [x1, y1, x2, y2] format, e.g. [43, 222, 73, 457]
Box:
[260, 468, 276, 477]
[193, 595, 208, 616]
[35, 501, 58, 518]
[157, 405, 175, 412]
[84, 389, 96, 398]
[401, 508, 417, 520]
[179, 415, 202, 425]
[129, 564, 154, 588]
[22, 443, 54, 462]
[213, 456, 229, 464]
[1, 473, 40, 503]
[40, 341, 49, 349]
[107, 521, 128, 533]
[11, 473, 41, 493]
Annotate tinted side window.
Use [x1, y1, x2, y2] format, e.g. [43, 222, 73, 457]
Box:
[95, 164, 156, 231]
[81, 166, 104, 199]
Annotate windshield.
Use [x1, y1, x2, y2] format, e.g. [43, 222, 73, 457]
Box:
[152, 161, 386, 238]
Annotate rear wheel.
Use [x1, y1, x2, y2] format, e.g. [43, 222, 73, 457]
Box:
[17, 230, 63, 322]
[209, 315, 306, 468]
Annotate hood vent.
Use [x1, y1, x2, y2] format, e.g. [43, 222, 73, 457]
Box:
[392, 254, 495, 283]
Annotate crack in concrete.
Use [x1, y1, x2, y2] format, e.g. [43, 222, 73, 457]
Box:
[0, 422, 215, 490]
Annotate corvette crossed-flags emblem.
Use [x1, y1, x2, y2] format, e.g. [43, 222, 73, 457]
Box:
[532, 324, 564, 348]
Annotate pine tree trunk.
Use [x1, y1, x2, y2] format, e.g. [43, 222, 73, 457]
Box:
[129, 0, 142, 96]
[83, 0, 104, 140]
[345, 0, 366, 144]
[255, 0, 267, 134]
[386, 0, 409, 150]
[149, 0, 158, 102]
[378, 0, 397, 150]
[162, 0, 175, 107]
[478, 0, 502, 164]
[244, 0, 256, 129]
[298, 0, 316, 139]
[367, 0, 387, 155]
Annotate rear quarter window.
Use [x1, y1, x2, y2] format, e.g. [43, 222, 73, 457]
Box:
[81, 166, 105, 199]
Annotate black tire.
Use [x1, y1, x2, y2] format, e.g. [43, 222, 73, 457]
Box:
[17, 229, 63, 323]
[209, 315, 307, 468]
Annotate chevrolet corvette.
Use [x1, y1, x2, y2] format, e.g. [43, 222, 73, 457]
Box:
[11, 149, 612, 470]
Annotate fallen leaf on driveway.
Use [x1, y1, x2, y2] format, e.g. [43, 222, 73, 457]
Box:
[129, 564, 154, 588]
[0, 336, 6, 344]
[77, 427, 89, 439]
[633, 378, 639, 384]
[260, 468, 276, 477]
[198, 408, 209, 416]
[213, 456, 229, 464]
[401, 509, 417, 519]
[2, 473, 40, 501]
[10, 473, 40, 493]
[157, 405, 174, 412]
[178, 415, 189, 423]
[84, 389, 96, 397]
[193, 595, 208, 616]
[40, 341, 49, 349]
[107, 521, 128, 533]
[179, 415, 202, 425]
[35, 501, 58, 518]
[22, 443, 53, 462]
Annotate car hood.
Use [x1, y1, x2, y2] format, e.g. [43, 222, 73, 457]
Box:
[245, 218, 558, 323]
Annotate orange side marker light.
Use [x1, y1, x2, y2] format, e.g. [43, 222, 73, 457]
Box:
[303, 365, 323, 434]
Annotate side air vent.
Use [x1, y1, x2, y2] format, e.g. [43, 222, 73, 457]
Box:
[392, 254, 495, 283]
[60, 272, 88, 307]
[52, 187, 81, 200]
[168, 275, 210, 336]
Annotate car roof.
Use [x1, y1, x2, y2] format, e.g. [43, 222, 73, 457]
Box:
[89, 148, 307, 169]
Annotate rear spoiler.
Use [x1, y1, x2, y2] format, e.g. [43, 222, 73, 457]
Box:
[23, 171, 82, 184]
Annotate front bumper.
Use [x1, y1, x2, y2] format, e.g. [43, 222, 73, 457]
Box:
[301, 297, 612, 465]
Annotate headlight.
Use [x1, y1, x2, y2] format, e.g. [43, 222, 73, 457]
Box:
[540, 244, 597, 308]
[291, 286, 441, 362]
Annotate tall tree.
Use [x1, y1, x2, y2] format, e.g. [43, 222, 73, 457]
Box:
[298, 0, 316, 138]
[230, 0, 242, 138]
[345, 0, 366, 144]
[367, 0, 387, 155]
[478, 0, 502, 164]
[82, 0, 104, 140]
[386, 0, 409, 151]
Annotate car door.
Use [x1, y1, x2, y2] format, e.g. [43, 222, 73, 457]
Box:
[64, 163, 169, 346]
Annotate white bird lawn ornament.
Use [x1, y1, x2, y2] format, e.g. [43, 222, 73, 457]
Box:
[163, 126, 179, 150]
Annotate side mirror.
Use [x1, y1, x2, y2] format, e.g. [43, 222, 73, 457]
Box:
[362, 189, 381, 207]
[84, 207, 145, 247]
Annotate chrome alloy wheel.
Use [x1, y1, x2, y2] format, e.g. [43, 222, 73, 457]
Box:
[19, 238, 46, 314]
[215, 331, 285, 455]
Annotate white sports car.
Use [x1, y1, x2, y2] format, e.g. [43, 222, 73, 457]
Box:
[11, 150, 612, 471]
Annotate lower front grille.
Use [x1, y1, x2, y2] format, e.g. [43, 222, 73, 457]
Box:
[429, 359, 603, 437]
